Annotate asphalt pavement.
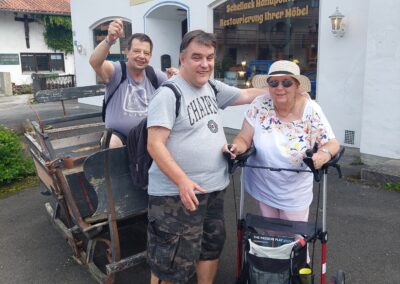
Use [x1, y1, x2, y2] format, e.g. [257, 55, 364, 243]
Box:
[1, 170, 400, 283]
[1, 94, 400, 283]
[0, 94, 101, 134]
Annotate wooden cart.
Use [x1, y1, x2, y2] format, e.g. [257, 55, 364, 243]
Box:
[25, 86, 148, 283]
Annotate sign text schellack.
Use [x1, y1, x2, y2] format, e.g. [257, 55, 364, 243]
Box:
[220, 0, 309, 28]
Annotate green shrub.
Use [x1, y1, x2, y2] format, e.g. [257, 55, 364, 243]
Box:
[0, 126, 35, 184]
[13, 84, 33, 95]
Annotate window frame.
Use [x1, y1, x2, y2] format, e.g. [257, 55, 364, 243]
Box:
[20, 52, 65, 73]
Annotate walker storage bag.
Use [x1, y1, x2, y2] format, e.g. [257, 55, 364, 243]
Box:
[242, 214, 309, 284]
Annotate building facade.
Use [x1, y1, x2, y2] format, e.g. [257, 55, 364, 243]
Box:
[0, 0, 74, 86]
[70, 0, 400, 163]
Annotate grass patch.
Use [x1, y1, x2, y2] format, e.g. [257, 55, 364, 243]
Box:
[385, 182, 400, 192]
[0, 175, 39, 199]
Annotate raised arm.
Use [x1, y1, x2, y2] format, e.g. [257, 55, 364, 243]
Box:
[147, 126, 205, 211]
[89, 19, 124, 83]
[232, 87, 269, 105]
[232, 88, 311, 106]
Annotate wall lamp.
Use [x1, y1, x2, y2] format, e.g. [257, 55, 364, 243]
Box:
[76, 44, 84, 54]
[329, 7, 345, 37]
[74, 40, 86, 55]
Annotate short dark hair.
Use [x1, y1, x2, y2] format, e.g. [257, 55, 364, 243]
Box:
[179, 30, 217, 53]
[127, 33, 153, 53]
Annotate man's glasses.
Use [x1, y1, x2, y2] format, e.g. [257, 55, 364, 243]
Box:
[267, 79, 295, 88]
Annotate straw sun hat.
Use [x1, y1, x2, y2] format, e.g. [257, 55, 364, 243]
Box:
[252, 60, 311, 93]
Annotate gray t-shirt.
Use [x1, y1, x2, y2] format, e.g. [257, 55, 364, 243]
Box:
[104, 61, 168, 137]
[147, 76, 241, 196]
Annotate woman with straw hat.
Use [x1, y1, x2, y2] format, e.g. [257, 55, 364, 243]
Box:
[224, 60, 339, 222]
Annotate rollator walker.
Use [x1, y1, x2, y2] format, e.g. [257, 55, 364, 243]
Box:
[225, 144, 346, 284]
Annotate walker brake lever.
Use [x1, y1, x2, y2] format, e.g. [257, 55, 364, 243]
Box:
[306, 142, 319, 157]
[223, 150, 234, 174]
[303, 157, 321, 182]
[303, 143, 321, 182]
[334, 164, 343, 178]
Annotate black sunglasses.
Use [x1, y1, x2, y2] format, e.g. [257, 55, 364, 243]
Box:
[267, 79, 295, 88]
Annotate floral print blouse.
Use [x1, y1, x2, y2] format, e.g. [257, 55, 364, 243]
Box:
[243, 95, 336, 211]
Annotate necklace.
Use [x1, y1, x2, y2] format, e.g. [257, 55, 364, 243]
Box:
[275, 99, 297, 118]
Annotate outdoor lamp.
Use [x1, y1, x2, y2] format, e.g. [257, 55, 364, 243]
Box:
[238, 70, 245, 77]
[329, 7, 345, 37]
[76, 44, 83, 54]
[241, 60, 247, 68]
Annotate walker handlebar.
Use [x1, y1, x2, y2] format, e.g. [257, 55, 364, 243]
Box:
[224, 146, 256, 174]
[303, 145, 345, 182]
[223, 144, 345, 182]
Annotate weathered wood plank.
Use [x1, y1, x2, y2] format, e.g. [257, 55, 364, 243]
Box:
[41, 111, 102, 125]
[51, 132, 103, 150]
[35, 85, 105, 103]
[45, 122, 105, 134]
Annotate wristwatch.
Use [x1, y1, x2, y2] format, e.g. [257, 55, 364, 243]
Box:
[319, 148, 332, 159]
[105, 37, 116, 46]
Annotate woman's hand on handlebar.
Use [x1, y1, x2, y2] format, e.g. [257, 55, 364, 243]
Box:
[224, 120, 254, 159]
[222, 143, 247, 159]
[312, 140, 340, 169]
[312, 151, 331, 169]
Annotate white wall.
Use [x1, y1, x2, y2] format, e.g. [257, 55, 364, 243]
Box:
[359, 0, 400, 159]
[70, 0, 132, 105]
[318, 0, 400, 159]
[146, 18, 181, 70]
[0, 11, 74, 85]
[313, 0, 369, 149]
[70, 0, 132, 87]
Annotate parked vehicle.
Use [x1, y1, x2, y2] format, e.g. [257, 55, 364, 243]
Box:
[304, 70, 317, 100]
[245, 60, 274, 81]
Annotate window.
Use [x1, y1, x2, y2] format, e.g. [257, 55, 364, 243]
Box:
[214, 0, 319, 97]
[20, 53, 65, 72]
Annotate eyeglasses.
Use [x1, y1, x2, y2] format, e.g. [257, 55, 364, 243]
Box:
[267, 79, 295, 88]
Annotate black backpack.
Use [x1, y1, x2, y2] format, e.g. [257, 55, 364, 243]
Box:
[126, 80, 218, 190]
[101, 61, 159, 122]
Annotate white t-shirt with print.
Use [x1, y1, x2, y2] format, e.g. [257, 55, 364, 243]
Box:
[104, 62, 168, 137]
[147, 76, 241, 196]
[244, 96, 335, 211]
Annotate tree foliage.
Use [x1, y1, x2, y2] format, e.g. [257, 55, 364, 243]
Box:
[41, 15, 73, 54]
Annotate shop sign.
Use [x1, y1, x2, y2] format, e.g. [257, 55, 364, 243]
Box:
[218, 0, 311, 28]
[130, 0, 153, 5]
[0, 54, 20, 65]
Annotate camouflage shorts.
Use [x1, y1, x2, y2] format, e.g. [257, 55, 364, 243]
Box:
[147, 190, 226, 283]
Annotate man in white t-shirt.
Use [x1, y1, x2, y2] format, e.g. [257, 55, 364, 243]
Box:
[146, 30, 267, 284]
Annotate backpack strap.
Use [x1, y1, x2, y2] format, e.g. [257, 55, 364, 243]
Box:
[162, 83, 182, 118]
[145, 65, 159, 90]
[208, 79, 218, 97]
[104, 60, 127, 111]
[161, 80, 218, 118]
